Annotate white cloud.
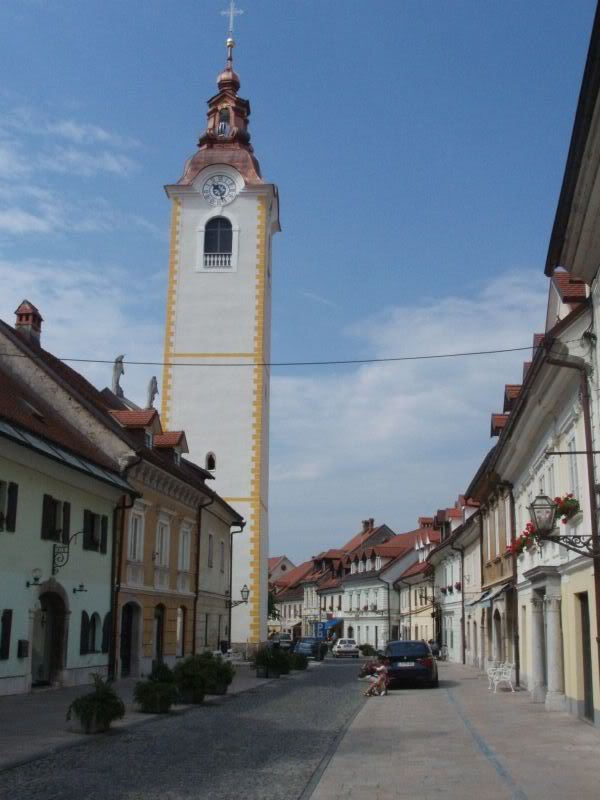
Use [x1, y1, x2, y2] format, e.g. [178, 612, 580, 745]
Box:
[0, 258, 164, 406]
[269, 270, 549, 561]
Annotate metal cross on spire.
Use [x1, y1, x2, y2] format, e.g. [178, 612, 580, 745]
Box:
[222, 1, 243, 39]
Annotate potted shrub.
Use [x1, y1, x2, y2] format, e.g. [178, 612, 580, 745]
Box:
[359, 643, 376, 657]
[291, 652, 308, 670]
[173, 656, 206, 704]
[270, 647, 290, 676]
[134, 663, 178, 713]
[253, 646, 273, 678]
[454, 581, 462, 591]
[67, 674, 125, 734]
[193, 652, 236, 695]
[440, 587, 447, 595]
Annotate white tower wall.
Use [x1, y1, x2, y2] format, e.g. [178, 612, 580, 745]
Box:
[162, 169, 277, 645]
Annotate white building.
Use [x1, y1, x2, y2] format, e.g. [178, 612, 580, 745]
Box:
[159, 37, 280, 646]
[342, 533, 421, 649]
[0, 360, 130, 694]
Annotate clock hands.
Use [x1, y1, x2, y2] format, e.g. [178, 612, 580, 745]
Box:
[212, 183, 227, 198]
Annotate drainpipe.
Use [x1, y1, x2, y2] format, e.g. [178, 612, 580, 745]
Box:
[193, 495, 215, 655]
[450, 537, 466, 665]
[109, 454, 141, 680]
[506, 485, 520, 687]
[545, 348, 600, 686]
[228, 520, 246, 650]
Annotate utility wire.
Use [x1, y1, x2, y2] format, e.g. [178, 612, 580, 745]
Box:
[0, 341, 564, 369]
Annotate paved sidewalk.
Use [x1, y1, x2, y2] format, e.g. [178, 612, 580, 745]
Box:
[0, 662, 270, 772]
[309, 662, 600, 800]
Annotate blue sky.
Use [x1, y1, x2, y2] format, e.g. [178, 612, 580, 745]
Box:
[0, 1, 596, 561]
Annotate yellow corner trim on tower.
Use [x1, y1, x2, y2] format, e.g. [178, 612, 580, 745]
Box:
[161, 198, 182, 427]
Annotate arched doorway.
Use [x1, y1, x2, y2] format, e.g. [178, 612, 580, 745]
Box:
[31, 592, 67, 686]
[346, 625, 354, 639]
[493, 609, 503, 662]
[153, 604, 166, 667]
[120, 602, 142, 677]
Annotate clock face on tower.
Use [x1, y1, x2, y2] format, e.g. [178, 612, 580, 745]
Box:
[202, 174, 237, 207]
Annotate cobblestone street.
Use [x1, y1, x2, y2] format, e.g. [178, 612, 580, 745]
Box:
[0, 661, 364, 800]
[2, 661, 600, 800]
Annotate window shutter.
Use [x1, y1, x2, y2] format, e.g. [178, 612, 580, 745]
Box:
[83, 510, 93, 550]
[6, 483, 18, 532]
[62, 502, 71, 544]
[100, 516, 108, 554]
[41, 494, 54, 539]
[80, 611, 89, 655]
[0, 610, 12, 660]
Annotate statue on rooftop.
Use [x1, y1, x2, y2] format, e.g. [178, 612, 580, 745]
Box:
[146, 376, 159, 409]
[112, 355, 125, 398]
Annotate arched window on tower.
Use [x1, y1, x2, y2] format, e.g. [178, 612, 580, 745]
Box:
[205, 452, 216, 471]
[204, 218, 232, 268]
[217, 108, 230, 136]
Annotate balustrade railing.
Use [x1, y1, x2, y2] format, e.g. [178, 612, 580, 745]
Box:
[204, 252, 232, 268]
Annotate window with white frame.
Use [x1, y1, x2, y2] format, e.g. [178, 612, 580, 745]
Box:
[155, 519, 170, 567]
[128, 513, 144, 562]
[178, 525, 191, 572]
[350, 562, 356, 574]
[567, 436, 580, 501]
[494, 504, 500, 558]
[548, 462, 556, 499]
[375, 556, 382, 570]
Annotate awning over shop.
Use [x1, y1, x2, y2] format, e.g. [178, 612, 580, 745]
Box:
[466, 590, 490, 607]
[479, 584, 508, 608]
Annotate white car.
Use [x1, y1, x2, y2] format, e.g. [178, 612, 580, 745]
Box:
[332, 638, 360, 658]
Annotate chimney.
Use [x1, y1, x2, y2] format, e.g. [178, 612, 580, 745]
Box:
[362, 520, 370, 533]
[368, 517, 375, 529]
[14, 300, 43, 344]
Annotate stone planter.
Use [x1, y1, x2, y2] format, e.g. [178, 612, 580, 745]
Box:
[207, 682, 229, 696]
[68, 715, 110, 735]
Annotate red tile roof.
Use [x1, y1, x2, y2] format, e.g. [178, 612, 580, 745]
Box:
[552, 272, 588, 304]
[0, 362, 117, 472]
[110, 409, 160, 428]
[341, 525, 381, 554]
[400, 560, 430, 579]
[154, 431, 187, 450]
[491, 413, 509, 437]
[522, 361, 532, 380]
[503, 384, 521, 412]
[274, 560, 314, 590]
[268, 556, 283, 572]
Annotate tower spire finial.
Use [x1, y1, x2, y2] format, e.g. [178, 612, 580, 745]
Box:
[221, 1, 243, 63]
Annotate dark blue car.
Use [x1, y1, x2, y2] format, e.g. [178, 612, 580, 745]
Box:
[384, 640, 439, 688]
[293, 637, 327, 660]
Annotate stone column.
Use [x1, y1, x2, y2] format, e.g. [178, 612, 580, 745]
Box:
[530, 596, 546, 703]
[480, 612, 486, 670]
[544, 595, 566, 711]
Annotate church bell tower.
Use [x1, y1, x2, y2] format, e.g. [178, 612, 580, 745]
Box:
[161, 24, 280, 646]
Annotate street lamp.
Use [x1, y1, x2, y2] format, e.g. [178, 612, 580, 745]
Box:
[25, 567, 42, 588]
[528, 494, 599, 558]
[226, 584, 250, 608]
[528, 495, 558, 534]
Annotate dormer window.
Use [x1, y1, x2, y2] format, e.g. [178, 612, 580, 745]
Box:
[145, 431, 153, 448]
[375, 556, 382, 570]
[205, 452, 216, 471]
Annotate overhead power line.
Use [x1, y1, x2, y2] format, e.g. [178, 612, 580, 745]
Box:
[0, 341, 561, 368]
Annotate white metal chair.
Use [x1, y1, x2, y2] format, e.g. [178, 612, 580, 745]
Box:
[489, 662, 515, 693]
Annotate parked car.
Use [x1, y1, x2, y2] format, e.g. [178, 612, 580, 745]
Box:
[384, 640, 439, 688]
[332, 638, 360, 658]
[271, 633, 293, 651]
[293, 637, 327, 660]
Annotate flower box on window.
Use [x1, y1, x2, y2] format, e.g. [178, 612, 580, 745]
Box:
[454, 581, 462, 591]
